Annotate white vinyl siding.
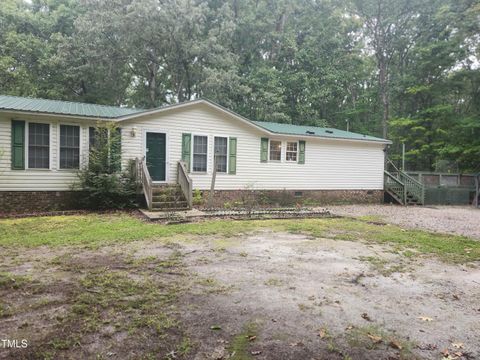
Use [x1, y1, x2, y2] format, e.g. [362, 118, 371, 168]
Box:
[120, 104, 386, 191]
[0, 115, 90, 191]
[0, 103, 386, 192]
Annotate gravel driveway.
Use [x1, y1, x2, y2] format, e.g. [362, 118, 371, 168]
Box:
[327, 205, 480, 239]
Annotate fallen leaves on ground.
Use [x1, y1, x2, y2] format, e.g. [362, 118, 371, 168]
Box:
[418, 316, 433, 322]
[417, 343, 437, 351]
[247, 335, 256, 342]
[289, 341, 304, 347]
[251, 350, 262, 356]
[361, 313, 373, 321]
[367, 333, 382, 344]
[318, 328, 327, 339]
[389, 339, 402, 350]
[451, 342, 464, 349]
[211, 347, 226, 360]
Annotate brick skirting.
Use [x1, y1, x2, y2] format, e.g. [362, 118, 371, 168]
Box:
[0, 191, 80, 214]
[0, 189, 384, 214]
[199, 189, 384, 208]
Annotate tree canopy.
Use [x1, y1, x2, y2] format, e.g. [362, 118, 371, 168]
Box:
[1, 0, 479, 172]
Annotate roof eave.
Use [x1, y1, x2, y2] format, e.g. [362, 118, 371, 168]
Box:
[116, 98, 273, 135]
[1, 100, 392, 145]
[265, 131, 391, 144]
[0, 109, 120, 121]
[117, 98, 391, 144]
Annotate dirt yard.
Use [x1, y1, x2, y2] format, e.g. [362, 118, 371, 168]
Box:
[327, 205, 480, 240]
[0, 215, 479, 360]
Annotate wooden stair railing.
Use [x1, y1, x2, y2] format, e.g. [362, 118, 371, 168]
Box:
[136, 157, 153, 210]
[384, 159, 425, 205]
[384, 171, 406, 205]
[177, 160, 193, 208]
[399, 172, 425, 205]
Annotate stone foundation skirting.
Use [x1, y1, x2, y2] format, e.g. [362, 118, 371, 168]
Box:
[0, 191, 80, 214]
[199, 189, 384, 208]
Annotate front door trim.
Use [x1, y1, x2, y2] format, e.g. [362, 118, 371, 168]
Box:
[143, 129, 169, 183]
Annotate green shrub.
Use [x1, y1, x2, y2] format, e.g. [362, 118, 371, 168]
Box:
[75, 123, 137, 209]
[193, 189, 203, 206]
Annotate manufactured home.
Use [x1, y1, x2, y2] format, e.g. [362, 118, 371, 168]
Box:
[0, 95, 391, 212]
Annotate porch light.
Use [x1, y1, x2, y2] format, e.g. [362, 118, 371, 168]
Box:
[131, 127, 137, 137]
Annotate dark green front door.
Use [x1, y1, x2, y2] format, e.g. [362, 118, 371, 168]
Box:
[146, 132, 166, 181]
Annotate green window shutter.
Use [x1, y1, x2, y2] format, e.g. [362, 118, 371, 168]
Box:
[110, 127, 122, 172]
[181, 133, 191, 171]
[298, 140, 306, 164]
[260, 137, 269, 162]
[11, 120, 25, 170]
[228, 137, 237, 174]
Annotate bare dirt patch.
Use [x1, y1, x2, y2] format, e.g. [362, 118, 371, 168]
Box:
[1, 223, 479, 359]
[327, 204, 480, 239]
[178, 230, 480, 360]
[0, 246, 189, 360]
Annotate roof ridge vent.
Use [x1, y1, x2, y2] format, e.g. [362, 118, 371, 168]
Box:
[306, 130, 315, 135]
[325, 130, 334, 134]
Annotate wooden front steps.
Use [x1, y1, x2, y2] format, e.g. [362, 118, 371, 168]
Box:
[151, 185, 190, 211]
[384, 159, 425, 206]
[136, 158, 193, 212]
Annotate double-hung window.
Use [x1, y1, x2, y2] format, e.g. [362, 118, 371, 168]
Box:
[214, 137, 228, 173]
[89, 127, 108, 151]
[269, 140, 282, 161]
[193, 135, 208, 172]
[28, 123, 50, 169]
[286, 142, 298, 162]
[60, 125, 80, 169]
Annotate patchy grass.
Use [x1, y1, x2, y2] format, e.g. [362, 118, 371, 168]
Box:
[0, 214, 479, 262]
[357, 256, 409, 276]
[357, 215, 387, 223]
[228, 322, 258, 360]
[0, 250, 189, 359]
[0, 272, 33, 290]
[1, 212, 479, 359]
[264, 278, 283, 287]
[347, 325, 415, 359]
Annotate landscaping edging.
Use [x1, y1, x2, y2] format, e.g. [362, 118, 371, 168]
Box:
[141, 208, 334, 223]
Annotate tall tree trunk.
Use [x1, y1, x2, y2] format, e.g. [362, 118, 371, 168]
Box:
[379, 59, 389, 139]
[232, 0, 239, 19]
[147, 62, 158, 107]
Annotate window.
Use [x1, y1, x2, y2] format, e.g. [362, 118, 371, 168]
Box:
[60, 125, 80, 169]
[269, 140, 282, 161]
[214, 137, 228, 173]
[286, 142, 298, 162]
[89, 127, 108, 151]
[28, 123, 49, 169]
[193, 135, 208, 172]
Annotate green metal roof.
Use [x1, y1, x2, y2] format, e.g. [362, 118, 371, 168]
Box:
[0, 95, 143, 118]
[251, 120, 388, 143]
[0, 95, 389, 143]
